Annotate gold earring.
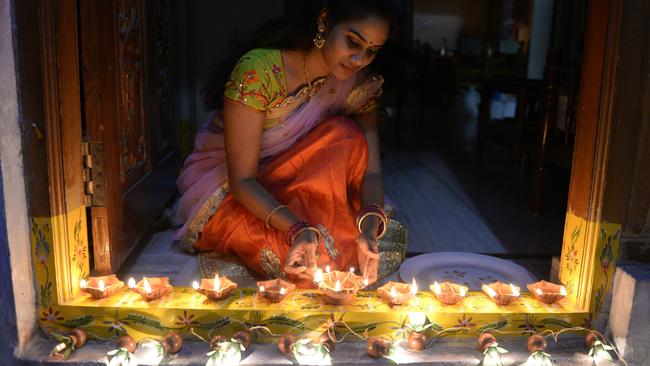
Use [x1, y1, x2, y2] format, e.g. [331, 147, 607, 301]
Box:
[313, 31, 326, 49]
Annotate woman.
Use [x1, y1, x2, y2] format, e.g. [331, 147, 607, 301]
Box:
[174, 0, 403, 288]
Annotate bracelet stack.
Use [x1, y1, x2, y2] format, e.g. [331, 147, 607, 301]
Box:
[356, 203, 388, 240]
[285, 221, 322, 247]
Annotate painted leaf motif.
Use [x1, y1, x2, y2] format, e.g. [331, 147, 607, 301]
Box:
[478, 320, 508, 333]
[540, 318, 573, 329]
[64, 315, 94, 328]
[123, 313, 166, 331]
[198, 317, 231, 331]
[263, 315, 308, 330]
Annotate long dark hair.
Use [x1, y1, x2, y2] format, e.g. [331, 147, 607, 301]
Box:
[203, 0, 403, 111]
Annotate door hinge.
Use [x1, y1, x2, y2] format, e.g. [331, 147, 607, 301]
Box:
[82, 141, 106, 207]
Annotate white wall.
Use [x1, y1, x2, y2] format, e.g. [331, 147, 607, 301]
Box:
[0, 0, 37, 355]
[413, 0, 490, 50]
[527, 0, 554, 79]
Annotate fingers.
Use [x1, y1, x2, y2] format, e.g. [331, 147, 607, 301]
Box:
[283, 264, 307, 275]
[305, 243, 317, 269]
[361, 245, 380, 259]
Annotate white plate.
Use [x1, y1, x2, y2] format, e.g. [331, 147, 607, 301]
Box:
[399, 252, 537, 290]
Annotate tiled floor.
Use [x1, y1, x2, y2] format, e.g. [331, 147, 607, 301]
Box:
[119, 91, 567, 285]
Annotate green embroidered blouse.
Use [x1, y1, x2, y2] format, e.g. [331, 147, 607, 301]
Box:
[223, 48, 381, 129]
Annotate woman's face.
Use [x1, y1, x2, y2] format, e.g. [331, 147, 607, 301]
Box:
[320, 14, 390, 80]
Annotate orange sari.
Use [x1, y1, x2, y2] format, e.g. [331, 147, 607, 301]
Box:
[196, 117, 368, 288]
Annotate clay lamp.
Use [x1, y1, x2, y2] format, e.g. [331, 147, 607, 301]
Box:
[135, 276, 173, 302]
[482, 281, 520, 306]
[257, 278, 295, 303]
[527, 280, 567, 304]
[430, 281, 468, 305]
[197, 273, 238, 301]
[377, 278, 418, 306]
[314, 267, 363, 305]
[80, 274, 124, 299]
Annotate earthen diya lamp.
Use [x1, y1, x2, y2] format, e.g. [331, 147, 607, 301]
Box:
[314, 268, 363, 305]
[135, 276, 173, 302]
[377, 279, 418, 306]
[80, 274, 124, 299]
[257, 278, 295, 303]
[430, 281, 468, 305]
[197, 273, 238, 301]
[482, 281, 520, 305]
[527, 280, 567, 304]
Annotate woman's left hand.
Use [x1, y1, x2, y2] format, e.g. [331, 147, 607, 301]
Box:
[356, 234, 380, 285]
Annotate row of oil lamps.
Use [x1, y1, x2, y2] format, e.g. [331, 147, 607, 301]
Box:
[79, 266, 567, 306]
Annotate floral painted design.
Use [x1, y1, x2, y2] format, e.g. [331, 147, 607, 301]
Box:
[517, 315, 545, 334]
[32, 219, 53, 308]
[272, 64, 282, 75]
[40, 306, 64, 325]
[599, 228, 618, 281]
[456, 314, 476, 331]
[103, 312, 129, 336]
[564, 224, 581, 273]
[175, 310, 199, 327]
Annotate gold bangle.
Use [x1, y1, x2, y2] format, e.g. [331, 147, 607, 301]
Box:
[357, 212, 388, 240]
[291, 226, 322, 245]
[265, 204, 288, 230]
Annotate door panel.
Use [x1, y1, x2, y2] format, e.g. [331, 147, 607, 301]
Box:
[80, 0, 178, 274]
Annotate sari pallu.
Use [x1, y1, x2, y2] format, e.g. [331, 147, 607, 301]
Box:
[174, 70, 385, 286]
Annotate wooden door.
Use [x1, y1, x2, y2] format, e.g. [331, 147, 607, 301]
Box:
[79, 0, 179, 274]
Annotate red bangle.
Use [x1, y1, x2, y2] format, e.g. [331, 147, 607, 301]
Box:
[285, 221, 311, 247]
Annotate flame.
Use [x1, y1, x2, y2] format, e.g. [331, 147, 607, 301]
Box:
[483, 284, 497, 298]
[259, 285, 265, 292]
[214, 273, 221, 291]
[143, 278, 152, 294]
[280, 287, 286, 295]
[459, 286, 467, 297]
[314, 268, 324, 283]
[80, 279, 87, 289]
[325, 265, 331, 273]
[433, 281, 441, 295]
[350, 267, 355, 273]
[535, 288, 543, 295]
[98, 280, 105, 292]
[192, 281, 199, 290]
[128, 277, 136, 289]
[510, 283, 520, 297]
[335, 280, 341, 291]
[410, 278, 418, 295]
[363, 278, 369, 287]
[560, 286, 567, 296]
[390, 286, 397, 298]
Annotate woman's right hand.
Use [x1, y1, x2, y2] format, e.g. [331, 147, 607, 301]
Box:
[283, 230, 319, 281]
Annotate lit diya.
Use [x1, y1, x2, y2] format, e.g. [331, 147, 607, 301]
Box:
[135, 277, 173, 302]
[482, 281, 520, 305]
[527, 280, 567, 304]
[257, 278, 295, 303]
[430, 281, 468, 305]
[314, 267, 363, 305]
[80, 274, 124, 299]
[377, 278, 418, 305]
[196, 273, 238, 301]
